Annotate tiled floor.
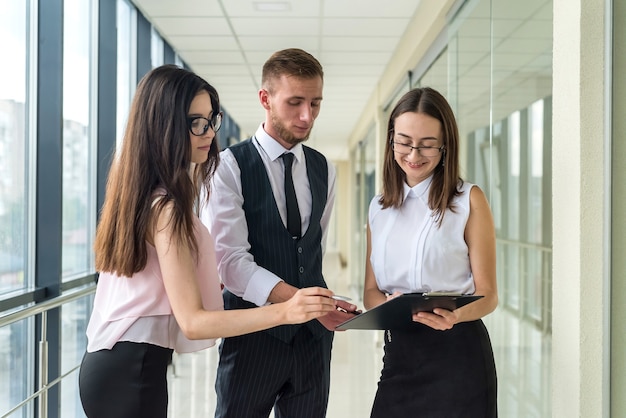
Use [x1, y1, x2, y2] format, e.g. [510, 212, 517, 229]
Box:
[167, 253, 552, 417]
[167, 326, 383, 417]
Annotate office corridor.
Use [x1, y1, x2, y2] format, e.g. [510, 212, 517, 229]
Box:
[167, 253, 552, 417]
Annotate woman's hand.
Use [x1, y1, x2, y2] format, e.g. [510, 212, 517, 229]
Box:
[281, 287, 338, 324]
[412, 308, 459, 331]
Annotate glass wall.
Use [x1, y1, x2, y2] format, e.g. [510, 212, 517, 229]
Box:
[349, 128, 377, 298]
[0, 0, 29, 297]
[151, 26, 164, 68]
[417, 0, 554, 415]
[61, 297, 91, 418]
[0, 2, 34, 415]
[116, 0, 136, 148]
[61, 0, 99, 414]
[0, 318, 33, 417]
[62, 0, 96, 280]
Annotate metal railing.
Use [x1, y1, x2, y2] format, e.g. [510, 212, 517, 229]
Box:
[0, 285, 96, 418]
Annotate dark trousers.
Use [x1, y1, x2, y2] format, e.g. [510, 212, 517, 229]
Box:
[371, 320, 497, 418]
[78, 341, 173, 418]
[215, 326, 334, 418]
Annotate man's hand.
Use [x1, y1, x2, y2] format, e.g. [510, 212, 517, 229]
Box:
[317, 300, 361, 331]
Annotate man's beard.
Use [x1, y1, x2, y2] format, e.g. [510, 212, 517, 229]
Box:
[271, 112, 311, 146]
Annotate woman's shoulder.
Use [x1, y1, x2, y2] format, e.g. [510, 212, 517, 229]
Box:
[367, 194, 385, 222]
[458, 180, 475, 192]
[368, 194, 383, 210]
[449, 181, 476, 211]
[456, 180, 481, 199]
[455, 181, 490, 213]
[459, 181, 487, 199]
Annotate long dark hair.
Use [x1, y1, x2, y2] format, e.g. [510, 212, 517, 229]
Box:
[95, 64, 220, 277]
[380, 87, 461, 224]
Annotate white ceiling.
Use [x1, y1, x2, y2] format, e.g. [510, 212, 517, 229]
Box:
[131, 0, 426, 161]
[131, 0, 553, 162]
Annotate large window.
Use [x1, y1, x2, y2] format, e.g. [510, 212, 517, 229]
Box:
[62, 0, 96, 280]
[116, 0, 136, 148]
[0, 3, 34, 414]
[441, 0, 553, 415]
[349, 128, 377, 298]
[60, 1, 97, 416]
[0, 0, 29, 297]
[151, 26, 164, 68]
[61, 296, 91, 417]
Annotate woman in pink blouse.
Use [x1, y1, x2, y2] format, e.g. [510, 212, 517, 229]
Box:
[78, 64, 337, 418]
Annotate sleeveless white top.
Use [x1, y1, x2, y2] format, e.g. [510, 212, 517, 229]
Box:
[368, 177, 475, 295]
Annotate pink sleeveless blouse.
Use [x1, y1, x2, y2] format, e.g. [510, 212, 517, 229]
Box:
[86, 216, 224, 353]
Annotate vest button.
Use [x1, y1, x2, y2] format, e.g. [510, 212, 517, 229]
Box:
[299, 266, 304, 274]
[297, 247, 303, 253]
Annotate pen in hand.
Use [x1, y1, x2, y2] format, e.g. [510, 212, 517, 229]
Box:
[337, 307, 362, 315]
[330, 295, 362, 315]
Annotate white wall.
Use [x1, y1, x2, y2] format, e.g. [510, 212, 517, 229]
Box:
[552, 0, 611, 416]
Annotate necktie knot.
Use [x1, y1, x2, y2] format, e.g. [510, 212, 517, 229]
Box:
[282, 152, 294, 169]
[281, 153, 300, 239]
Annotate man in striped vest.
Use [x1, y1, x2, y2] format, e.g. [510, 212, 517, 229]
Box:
[203, 48, 357, 418]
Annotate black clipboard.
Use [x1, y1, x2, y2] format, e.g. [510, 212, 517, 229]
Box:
[335, 292, 483, 331]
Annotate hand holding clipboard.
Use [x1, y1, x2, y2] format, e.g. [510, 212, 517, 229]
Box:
[335, 292, 483, 331]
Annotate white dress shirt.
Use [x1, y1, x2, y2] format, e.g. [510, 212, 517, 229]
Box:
[201, 124, 336, 306]
[368, 176, 476, 295]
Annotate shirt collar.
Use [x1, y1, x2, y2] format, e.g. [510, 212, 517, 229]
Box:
[254, 123, 304, 163]
[404, 174, 433, 200]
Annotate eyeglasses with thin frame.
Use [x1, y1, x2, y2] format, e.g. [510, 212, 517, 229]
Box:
[391, 141, 444, 157]
[188, 111, 223, 136]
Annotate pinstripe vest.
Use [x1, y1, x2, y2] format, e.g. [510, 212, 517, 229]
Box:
[224, 139, 330, 342]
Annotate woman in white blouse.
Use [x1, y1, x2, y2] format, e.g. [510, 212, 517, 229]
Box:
[363, 87, 498, 417]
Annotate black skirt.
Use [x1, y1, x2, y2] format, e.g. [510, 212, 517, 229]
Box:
[370, 320, 497, 418]
[79, 341, 173, 418]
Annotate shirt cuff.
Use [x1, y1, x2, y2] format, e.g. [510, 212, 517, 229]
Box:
[242, 269, 283, 306]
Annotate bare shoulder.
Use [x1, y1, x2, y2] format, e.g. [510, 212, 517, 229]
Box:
[468, 185, 490, 211]
[153, 198, 176, 233]
[465, 186, 495, 241]
[466, 185, 495, 235]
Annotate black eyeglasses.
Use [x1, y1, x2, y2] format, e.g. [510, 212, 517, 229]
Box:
[391, 141, 444, 157]
[188, 111, 223, 136]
